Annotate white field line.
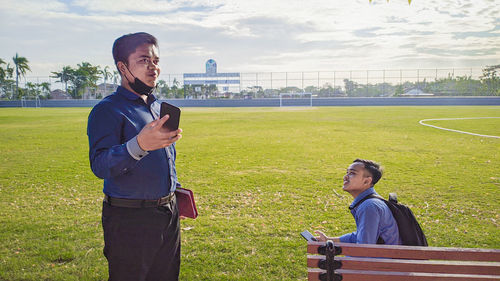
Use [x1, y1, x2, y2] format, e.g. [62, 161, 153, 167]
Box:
[418, 117, 500, 139]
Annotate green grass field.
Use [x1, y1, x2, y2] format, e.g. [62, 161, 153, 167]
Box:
[0, 106, 499, 280]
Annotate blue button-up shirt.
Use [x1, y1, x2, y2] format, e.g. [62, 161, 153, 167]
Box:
[339, 187, 401, 245]
[87, 86, 180, 199]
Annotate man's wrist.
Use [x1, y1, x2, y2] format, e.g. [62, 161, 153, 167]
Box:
[126, 135, 149, 160]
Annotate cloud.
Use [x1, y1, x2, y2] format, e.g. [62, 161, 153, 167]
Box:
[0, 0, 498, 78]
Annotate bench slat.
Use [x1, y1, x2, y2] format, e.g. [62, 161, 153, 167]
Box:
[308, 269, 500, 281]
[307, 255, 500, 275]
[307, 242, 500, 262]
[337, 269, 500, 281]
[307, 268, 325, 281]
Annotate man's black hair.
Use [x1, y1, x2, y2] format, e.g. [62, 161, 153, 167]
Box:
[112, 32, 158, 72]
[353, 158, 383, 185]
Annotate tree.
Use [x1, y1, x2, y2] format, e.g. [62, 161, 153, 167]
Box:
[171, 78, 180, 98]
[70, 62, 100, 99]
[480, 65, 500, 96]
[0, 59, 15, 99]
[0, 58, 6, 80]
[343, 79, 358, 96]
[39, 82, 51, 99]
[112, 70, 120, 86]
[51, 66, 74, 94]
[100, 66, 112, 96]
[157, 79, 170, 98]
[12, 53, 31, 99]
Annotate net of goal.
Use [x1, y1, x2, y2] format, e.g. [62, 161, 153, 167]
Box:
[279, 92, 312, 107]
[21, 97, 42, 108]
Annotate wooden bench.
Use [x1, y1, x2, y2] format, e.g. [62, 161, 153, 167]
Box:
[307, 241, 500, 281]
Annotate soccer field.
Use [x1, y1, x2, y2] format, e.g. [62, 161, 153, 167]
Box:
[0, 106, 499, 280]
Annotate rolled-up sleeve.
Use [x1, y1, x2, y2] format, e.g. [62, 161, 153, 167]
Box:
[339, 232, 356, 243]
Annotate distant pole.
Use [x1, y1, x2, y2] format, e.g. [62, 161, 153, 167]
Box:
[270, 72, 273, 92]
[317, 71, 320, 91]
[383, 69, 385, 96]
[366, 70, 369, 96]
[470, 68, 473, 95]
[333, 71, 335, 91]
[302, 72, 304, 92]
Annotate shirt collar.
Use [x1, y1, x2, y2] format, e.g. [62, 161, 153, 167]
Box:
[116, 86, 157, 105]
[349, 187, 377, 209]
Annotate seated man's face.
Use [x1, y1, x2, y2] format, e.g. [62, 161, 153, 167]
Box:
[126, 43, 161, 87]
[342, 162, 372, 195]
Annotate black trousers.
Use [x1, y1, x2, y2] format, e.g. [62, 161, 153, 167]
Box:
[102, 197, 180, 281]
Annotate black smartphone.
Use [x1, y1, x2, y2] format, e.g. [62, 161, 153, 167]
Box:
[160, 102, 181, 131]
[300, 230, 318, 242]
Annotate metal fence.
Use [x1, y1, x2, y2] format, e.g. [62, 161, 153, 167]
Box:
[0, 67, 491, 100]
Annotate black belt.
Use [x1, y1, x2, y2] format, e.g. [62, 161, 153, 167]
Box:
[104, 193, 175, 208]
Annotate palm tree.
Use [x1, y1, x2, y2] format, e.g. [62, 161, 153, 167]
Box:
[0, 58, 6, 80]
[100, 66, 112, 96]
[25, 82, 37, 98]
[113, 70, 120, 86]
[51, 66, 73, 95]
[12, 53, 31, 99]
[39, 82, 51, 98]
[172, 78, 179, 98]
[0, 61, 15, 99]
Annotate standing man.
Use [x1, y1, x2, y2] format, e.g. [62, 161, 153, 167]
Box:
[87, 32, 183, 281]
[315, 159, 401, 245]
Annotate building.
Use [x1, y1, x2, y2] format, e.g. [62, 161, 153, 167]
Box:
[183, 59, 240, 98]
[50, 89, 71, 99]
[402, 88, 434, 96]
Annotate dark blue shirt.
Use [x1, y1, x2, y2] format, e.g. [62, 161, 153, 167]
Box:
[339, 187, 401, 245]
[87, 86, 180, 199]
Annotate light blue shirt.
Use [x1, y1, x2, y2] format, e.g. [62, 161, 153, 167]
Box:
[339, 187, 401, 245]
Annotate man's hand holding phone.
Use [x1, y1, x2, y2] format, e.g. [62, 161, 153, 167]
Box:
[137, 113, 182, 151]
[313, 230, 340, 242]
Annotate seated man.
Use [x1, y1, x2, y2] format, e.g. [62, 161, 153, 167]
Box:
[315, 159, 401, 245]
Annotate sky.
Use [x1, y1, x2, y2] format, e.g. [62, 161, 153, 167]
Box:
[0, 0, 499, 79]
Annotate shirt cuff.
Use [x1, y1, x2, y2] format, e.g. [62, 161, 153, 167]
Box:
[126, 135, 149, 161]
[339, 233, 354, 243]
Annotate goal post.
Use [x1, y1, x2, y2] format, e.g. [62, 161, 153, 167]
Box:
[21, 97, 41, 108]
[279, 92, 313, 107]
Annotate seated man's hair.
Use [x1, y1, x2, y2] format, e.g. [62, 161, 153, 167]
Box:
[353, 159, 383, 185]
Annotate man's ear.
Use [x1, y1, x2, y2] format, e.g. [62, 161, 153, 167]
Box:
[116, 61, 127, 76]
[363, 176, 372, 186]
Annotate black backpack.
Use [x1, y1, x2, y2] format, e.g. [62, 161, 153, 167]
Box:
[351, 193, 428, 246]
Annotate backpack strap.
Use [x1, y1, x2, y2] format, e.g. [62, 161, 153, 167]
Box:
[348, 193, 386, 245]
[349, 193, 384, 210]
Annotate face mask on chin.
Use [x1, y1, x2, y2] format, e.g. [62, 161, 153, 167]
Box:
[124, 64, 156, 96]
[130, 77, 155, 96]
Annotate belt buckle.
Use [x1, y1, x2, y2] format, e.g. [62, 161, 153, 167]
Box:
[158, 193, 173, 206]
